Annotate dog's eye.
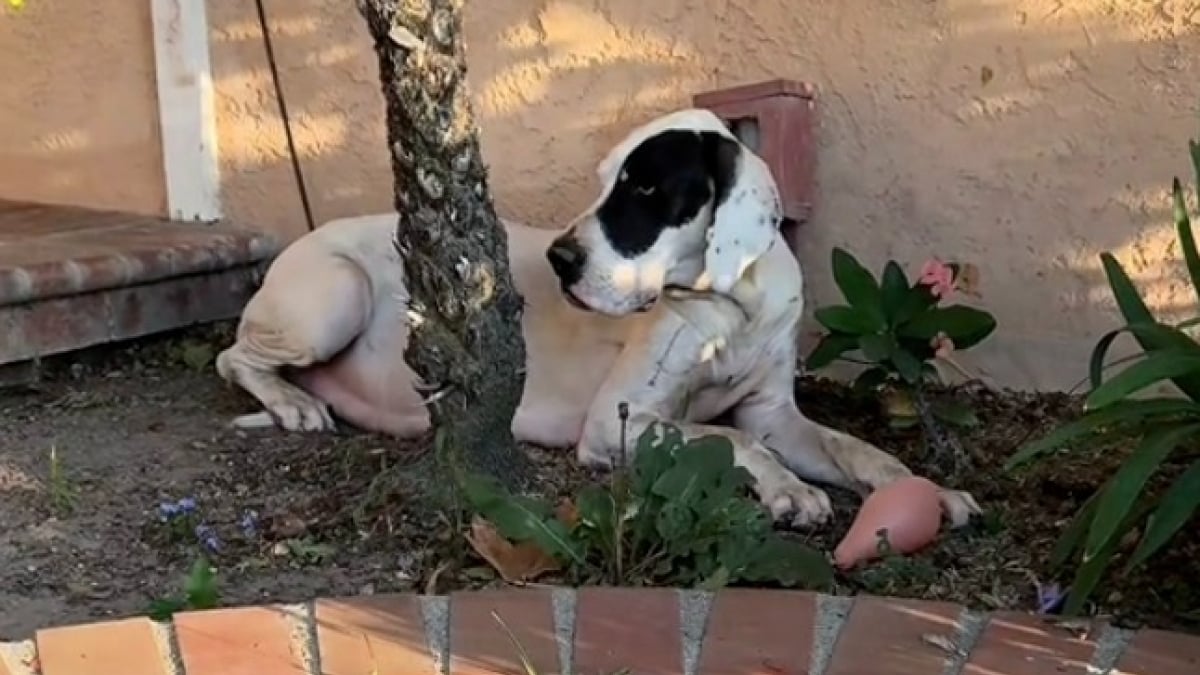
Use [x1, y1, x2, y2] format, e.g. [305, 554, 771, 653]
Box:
[634, 185, 656, 196]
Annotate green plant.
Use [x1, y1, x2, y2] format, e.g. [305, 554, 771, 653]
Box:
[805, 249, 997, 429]
[1006, 131, 1200, 615]
[148, 556, 220, 621]
[461, 418, 833, 590]
[47, 445, 79, 517]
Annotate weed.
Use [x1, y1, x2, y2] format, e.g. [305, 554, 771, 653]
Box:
[47, 445, 79, 517]
[148, 556, 220, 621]
[462, 411, 834, 590]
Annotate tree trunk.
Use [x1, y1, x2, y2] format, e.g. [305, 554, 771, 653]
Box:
[357, 0, 530, 488]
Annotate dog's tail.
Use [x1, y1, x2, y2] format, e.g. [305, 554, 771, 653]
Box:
[230, 411, 277, 429]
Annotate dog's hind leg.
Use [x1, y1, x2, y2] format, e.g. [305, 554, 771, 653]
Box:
[216, 252, 372, 433]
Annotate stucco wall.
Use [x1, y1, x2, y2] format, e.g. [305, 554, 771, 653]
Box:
[4, 1, 1200, 390]
[0, 0, 165, 215]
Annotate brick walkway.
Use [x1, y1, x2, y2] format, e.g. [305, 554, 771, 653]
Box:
[2, 589, 1197, 674]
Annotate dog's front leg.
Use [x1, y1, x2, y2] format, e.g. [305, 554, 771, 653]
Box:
[734, 371, 982, 528]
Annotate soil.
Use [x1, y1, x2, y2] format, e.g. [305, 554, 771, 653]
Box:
[1, 323, 1197, 640]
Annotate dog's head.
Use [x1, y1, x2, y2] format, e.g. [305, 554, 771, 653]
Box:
[546, 109, 784, 316]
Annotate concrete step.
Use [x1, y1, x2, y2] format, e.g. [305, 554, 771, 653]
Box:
[0, 199, 281, 368]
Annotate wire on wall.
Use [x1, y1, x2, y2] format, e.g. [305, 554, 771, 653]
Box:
[253, 0, 317, 232]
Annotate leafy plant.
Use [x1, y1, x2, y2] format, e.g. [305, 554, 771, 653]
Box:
[1006, 130, 1200, 615]
[805, 249, 997, 429]
[461, 420, 833, 590]
[148, 556, 220, 621]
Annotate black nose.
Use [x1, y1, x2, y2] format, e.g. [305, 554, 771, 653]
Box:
[546, 236, 586, 286]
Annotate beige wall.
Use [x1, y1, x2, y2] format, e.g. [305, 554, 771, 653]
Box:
[4, 1, 1200, 390]
[0, 0, 165, 215]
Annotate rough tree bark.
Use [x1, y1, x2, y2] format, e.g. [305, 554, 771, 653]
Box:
[357, 0, 530, 488]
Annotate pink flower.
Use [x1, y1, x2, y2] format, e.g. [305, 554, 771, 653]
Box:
[930, 332, 955, 359]
[919, 259, 955, 299]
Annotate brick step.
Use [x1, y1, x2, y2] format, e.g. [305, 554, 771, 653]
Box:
[0, 199, 281, 367]
[3, 589, 1198, 674]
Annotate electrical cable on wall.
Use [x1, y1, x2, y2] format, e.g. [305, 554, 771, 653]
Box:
[253, 0, 317, 232]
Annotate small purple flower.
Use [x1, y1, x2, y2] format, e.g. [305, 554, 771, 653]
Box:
[194, 524, 221, 554]
[1036, 581, 1068, 614]
[158, 501, 181, 521]
[177, 497, 197, 514]
[239, 510, 259, 539]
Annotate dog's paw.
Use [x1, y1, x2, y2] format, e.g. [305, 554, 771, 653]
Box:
[264, 390, 336, 433]
[939, 488, 982, 528]
[575, 441, 615, 470]
[758, 473, 833, 529]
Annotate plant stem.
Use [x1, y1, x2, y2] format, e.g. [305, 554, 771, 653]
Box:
[912, 384, 971, 478]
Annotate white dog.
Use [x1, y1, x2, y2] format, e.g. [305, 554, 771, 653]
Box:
[216, 109, 980, 528]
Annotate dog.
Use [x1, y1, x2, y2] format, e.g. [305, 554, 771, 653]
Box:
[216, 108, 981, 528]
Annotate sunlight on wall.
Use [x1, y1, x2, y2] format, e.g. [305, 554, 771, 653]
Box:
[478, 1, 700, 118]
[211, 14, 319, 43]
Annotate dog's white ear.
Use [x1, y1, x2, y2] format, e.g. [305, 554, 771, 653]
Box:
[704, 134, 782, 294]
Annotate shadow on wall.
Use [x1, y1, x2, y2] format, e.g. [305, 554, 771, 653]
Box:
[3, 0, 1199, 387]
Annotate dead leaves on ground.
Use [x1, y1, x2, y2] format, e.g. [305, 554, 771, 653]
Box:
[464, 497, 579, 584]
[464, 516, 561, 583]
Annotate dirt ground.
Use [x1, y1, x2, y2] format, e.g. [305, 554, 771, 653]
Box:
[1, 323, 1197, 640]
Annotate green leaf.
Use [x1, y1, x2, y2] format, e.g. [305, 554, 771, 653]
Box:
[1085, 350, 1200, 410]
[1191, 137, 1200, 197]
[576, 484, 617, 533]
[651, 435, 735, 505]
[1172, 177, 1200, 308]
[805, 332, 858, 371]
[460, 473, 586, 565]
[892, 347, 924, 384]
[1127, 458, 1200, 569]
[1062, 499, 1155, 616]
[736, 537, 834, 590]
[1088, 322, 1200, 390]
[147, 597, 186, 622]
[858, 333, 893, 362]
[880, 261, 910, 325]
[1050, 489, 1101, 571]
[814, 305, 880, 335]
[1100, 252, 1200, 400]
[831, 248, 886, 329]
[892, 283, 939, 327]
[899, 305, 997, 349]
[1006, 398, 1200, 469]
[1083, 424, 1199, 558]
[698, 565, 732, 591]
[931, 400, 979, 428]
[632, 423, 681, 498]
[184, 557, 219, 611]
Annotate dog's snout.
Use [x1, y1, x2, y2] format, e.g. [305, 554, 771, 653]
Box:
[546, 236, 586, 285]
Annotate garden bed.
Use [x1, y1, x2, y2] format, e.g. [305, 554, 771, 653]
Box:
[0, 324, 1197, 640]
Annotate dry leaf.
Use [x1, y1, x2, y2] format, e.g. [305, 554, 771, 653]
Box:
[464, 516, 560, 583]
[555, 497, 579, 528]
[955, 263, 982, 298]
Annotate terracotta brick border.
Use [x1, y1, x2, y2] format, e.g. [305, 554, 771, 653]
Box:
[3, 589, 1198, 674]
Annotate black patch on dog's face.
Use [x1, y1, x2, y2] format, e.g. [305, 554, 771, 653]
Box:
[597, 129, 741, 258]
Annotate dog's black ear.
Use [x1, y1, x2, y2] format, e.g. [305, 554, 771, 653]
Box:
[702, 131, 741, 211]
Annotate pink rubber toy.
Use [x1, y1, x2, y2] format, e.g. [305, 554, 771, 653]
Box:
[834, 476, 943, 570]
